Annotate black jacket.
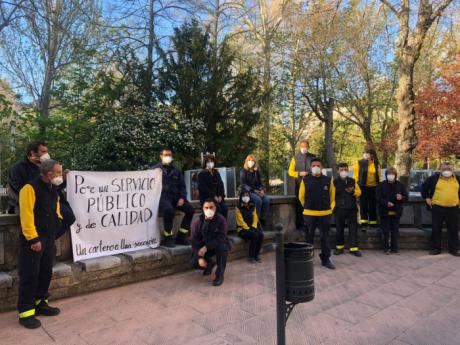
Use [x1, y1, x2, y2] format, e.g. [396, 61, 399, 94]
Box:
[197, 169, 225, 204]
[190, 214, 229, 251]
[152, 163, 187, 201]
[333, 177, 358, 210]
[8, 157, 40, 207]
[421, 173, 460, 200]
[376, 180, 408, 218]
[240, 168, 263, 192]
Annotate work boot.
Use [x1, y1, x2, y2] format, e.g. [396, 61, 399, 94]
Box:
[175, 236, 190, 246]
[247, 257, 257, 264]
[212, 275, 224, 286]
[35, 300, 60, 316]
[350, 250, 362, 257]
[19, 316, 41, 329]
[321, 261, 335, 270]
[254, 256, 262, 263]
[333, 248, 344, 255]
[429, 249, 441, 255]
[449, 251, 460, 257]
[203, 259, 215, 276]
[161, 236, 175, 248]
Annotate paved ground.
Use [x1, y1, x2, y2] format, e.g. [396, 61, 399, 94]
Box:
[1, 250, 460, 345]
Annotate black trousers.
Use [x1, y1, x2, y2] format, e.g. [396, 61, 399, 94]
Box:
[295, 181, 304, 229]
[239, 229, 264, 259]
[431, 205, 459, 253]
[360, 186, 377, 222]
[335, 208, 359, 250]
[304, 215, 331, 262]
[55, 199, 76, 240]
[191, 243, 229, 278]
[17, 237, 55, 315]
[380, 216, 400, 252]
[159, 197, 194, 235]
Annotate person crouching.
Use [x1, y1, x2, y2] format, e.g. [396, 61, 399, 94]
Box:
[191, 199, 230, 286]
[236, 189, 264, 263]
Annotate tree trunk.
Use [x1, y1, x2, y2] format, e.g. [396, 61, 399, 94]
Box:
[145, 0, 154, 105]
[323, 98, 336, 174]
[260, 39, 271, 190]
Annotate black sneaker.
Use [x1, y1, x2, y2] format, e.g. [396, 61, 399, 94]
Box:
[36, 301, 60, 316]
[247, 257, 257, 264]
[391, 250, 400, 255]
[333, 248, 344, 256]
[212, 275, 224, 286]
[254, 256, 262, 263]
[321, 261, 336, 270]
[161, 236, 175, 248]
[449, 251, 460, 257]
[19, 316, 41, 329]
[203, 260, 215, 276]
[429, 249, 441, 255]
[350, 250, 362, 257]
[384, 250, 390, 255]
[175, 236, 190, 246]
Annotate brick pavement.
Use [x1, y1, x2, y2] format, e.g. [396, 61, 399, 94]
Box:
[1, 250, 460, 345]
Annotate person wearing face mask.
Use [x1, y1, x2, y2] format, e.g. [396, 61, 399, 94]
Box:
[8, 141, 76, 241]
[333, 163, 362, 257]
[288, 139, 316, 231]
[298, 158, 336, 269]
[236, 188, 264, 263]
[421, 162, 460, 256]
[17, 160, 63, 329]
[197, 154, 228, 219]
[376, 167, 408, 255]
[191, 199, 230, 286]
[240, 154, 271, 226]
[353, 146, 382, 227]
[152, 148, 195, 248]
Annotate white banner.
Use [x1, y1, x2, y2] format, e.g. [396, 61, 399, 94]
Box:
[67, 169, 162, 261]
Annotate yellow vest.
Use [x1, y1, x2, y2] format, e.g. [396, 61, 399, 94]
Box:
[432, 177, 460, 207]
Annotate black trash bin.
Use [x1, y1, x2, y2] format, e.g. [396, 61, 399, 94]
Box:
[284, 242, 314, 303]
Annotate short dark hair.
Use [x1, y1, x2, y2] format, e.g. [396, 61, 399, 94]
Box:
[337, 162, 348, 169]
[203, 198, 216, 206]
[40, 159, 59, 175]
[311, 158, 322, 165]
[160, 147, 172, 155]
[202, 154, 216, 169]
[26, 141, 47, 156]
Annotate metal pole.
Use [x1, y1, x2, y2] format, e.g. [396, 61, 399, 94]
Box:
[275, 223, 285, 345]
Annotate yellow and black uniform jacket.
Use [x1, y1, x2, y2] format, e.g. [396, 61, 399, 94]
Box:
[288, 152, 316, 179]
[353, 159, 382, 188]
[298, 174, 336, 216]
[333, 177, 361, 210]
[236, 203, 258, 232]
[19, 177, 62, 244]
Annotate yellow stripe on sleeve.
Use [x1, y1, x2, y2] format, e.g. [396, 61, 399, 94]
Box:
[288, 158, 298, 178]
[19, 184, 39, 241]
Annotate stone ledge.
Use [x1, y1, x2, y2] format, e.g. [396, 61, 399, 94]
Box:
[77, 255, 122, 272]
[52, 263, 72, 278]
[0, 272, 12, 288]
[122, 247, 166, 263]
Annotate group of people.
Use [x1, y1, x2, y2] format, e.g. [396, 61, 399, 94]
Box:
[6, 140, 460, 329]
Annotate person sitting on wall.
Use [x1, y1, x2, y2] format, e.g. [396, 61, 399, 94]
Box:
[240, 154, 270, 227]
[8, 141, 75, 240]
[197, 154, 228, 219]
[152, 148, 194, 248]
[191, 199, 230, 286]
[236, 188, 264, 263]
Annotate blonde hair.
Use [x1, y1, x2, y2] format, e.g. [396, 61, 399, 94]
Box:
[243, 154, 257, 170]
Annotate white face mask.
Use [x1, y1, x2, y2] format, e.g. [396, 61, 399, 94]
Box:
[39, 153, 51, 162]
[311, 166, 321, 175]
[204, 209, 215, 218]
[242, 196, 250, 203]
[162, 156, 173, 165]
[247, 160, 255, 168]
[363, 153, 371, 160]
[206, 162, 215, 169]
[339, 171, 348, 179]
[51, 176, 63, 186]
[442, 170, 453, 178]
[300, 148, 308, 154]
[387, 174, 396, 182]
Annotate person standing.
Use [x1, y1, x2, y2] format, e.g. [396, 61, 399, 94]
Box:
[353, 146, 382, 227]
[240, 154, 270, 226]
[421, 162, 460, 256]
[298, 159, 336, 269]
[197, 154, 228, 219]
[288, 139, 316, 230]
[152, 148, 194, 248]
[191, 199, 230, 286]
[376, 168, 408, 255]
[17, 160, 63, 329]
[236, 189, 264, 263]
[333, 163, 362, 257]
